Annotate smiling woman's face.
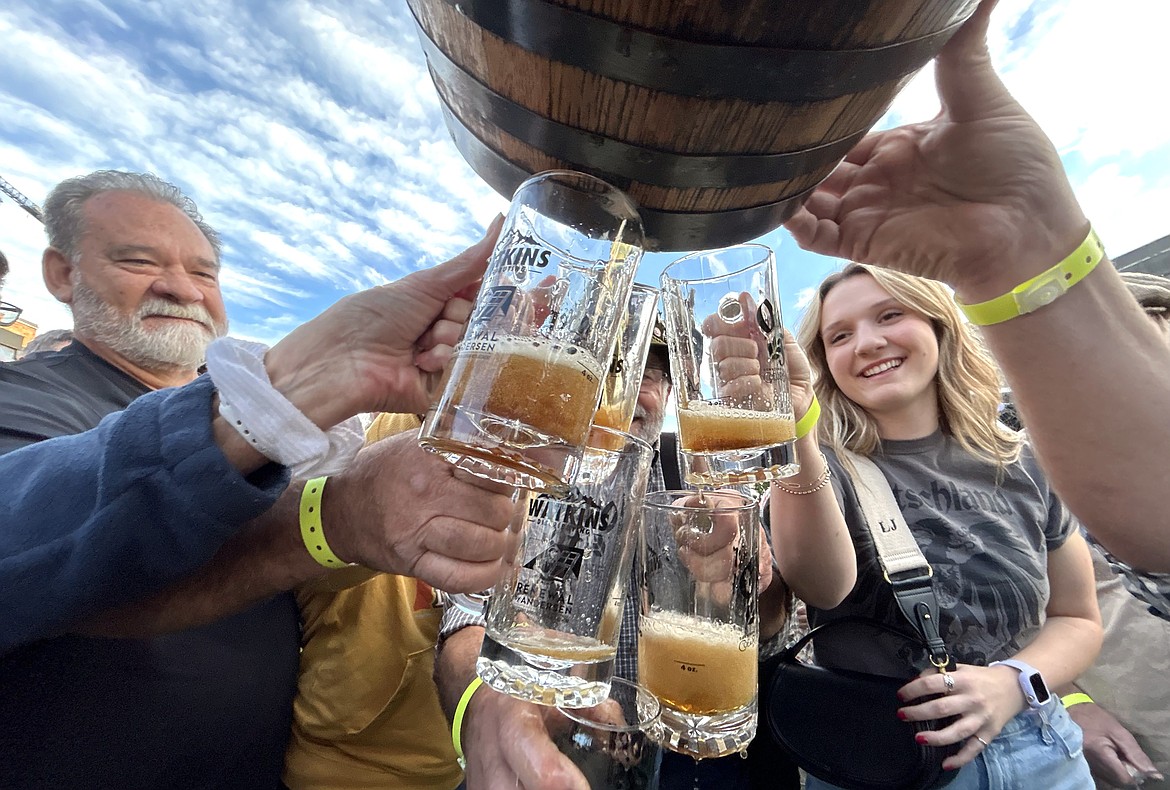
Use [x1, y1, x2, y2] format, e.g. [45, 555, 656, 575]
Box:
[819, 273, 940, 431]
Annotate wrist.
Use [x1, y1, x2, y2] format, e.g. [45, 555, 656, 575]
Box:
[263, 345, 354, 431]
[298, 476, 355, 568]
[454, 675, 489, 768]
[794, 394, 820, 440]
[211, 403, 272, 475]
[1060, 692, 1094, 709]
[951, 217, 1091, 306]
[310, 469, 363, 566]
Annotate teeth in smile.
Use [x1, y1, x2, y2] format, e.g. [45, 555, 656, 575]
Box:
[863, 360, 902, 377]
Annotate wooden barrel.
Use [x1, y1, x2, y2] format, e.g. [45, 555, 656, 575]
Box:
[407, 0, 979, 251]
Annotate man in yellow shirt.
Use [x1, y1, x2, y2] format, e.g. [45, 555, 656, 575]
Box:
[283, 413, 468, 790]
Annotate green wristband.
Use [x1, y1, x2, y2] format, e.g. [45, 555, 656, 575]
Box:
[957, 227, 1105, 326]
[795, 395, 820, 440]
[452, 676, 484, 769]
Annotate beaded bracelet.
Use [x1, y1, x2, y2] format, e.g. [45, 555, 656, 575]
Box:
[774, 453, 832, 495]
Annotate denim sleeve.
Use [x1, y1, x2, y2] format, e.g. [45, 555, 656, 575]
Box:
[0, 375, 289, 654]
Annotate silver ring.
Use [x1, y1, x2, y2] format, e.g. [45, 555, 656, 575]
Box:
[942, 673, 956, 694]
[975, 735, 990, 748]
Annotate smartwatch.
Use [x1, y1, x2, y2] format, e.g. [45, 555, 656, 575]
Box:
[989, 659, 1052, 710]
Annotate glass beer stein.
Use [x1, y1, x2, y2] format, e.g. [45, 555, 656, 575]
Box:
[637, 489, 760, 758]
[593, 283, 661, 437]
[477, 426, 653, 707]
[420, 170, 644, 491]
[660, 244, 798, 486]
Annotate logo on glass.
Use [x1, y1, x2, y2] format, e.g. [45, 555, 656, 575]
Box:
[492, 228, 555, 278]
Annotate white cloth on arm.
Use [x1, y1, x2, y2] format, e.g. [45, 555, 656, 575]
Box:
[205, 338, 363, 478]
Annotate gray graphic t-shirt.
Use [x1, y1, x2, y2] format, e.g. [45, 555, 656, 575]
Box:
[808, 431, 1074, 677]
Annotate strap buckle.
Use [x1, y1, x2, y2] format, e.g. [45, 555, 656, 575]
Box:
[1013, 269, 1072, 315]
[882, 565, 933, 585]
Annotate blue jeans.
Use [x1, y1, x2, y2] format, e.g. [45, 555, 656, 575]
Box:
[806, 701, 1093, 790]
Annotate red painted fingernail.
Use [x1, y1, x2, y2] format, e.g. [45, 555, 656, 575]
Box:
[897, 710, 908, 721]
[915, 734, 929, 745]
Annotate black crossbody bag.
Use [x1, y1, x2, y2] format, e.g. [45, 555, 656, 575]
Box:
[761, 452, 961, 790]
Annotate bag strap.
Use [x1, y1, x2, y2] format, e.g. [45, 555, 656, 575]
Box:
[840, 450, 951, 671]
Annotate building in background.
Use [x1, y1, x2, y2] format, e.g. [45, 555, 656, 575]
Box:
[0, 318, 36, 361]
[1116, 235, 1170, 277]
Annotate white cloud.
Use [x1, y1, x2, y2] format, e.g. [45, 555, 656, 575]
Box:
[793, 287, 817, 311]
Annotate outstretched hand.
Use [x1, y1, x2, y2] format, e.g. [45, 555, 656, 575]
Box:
[784, 0, 1087, 299]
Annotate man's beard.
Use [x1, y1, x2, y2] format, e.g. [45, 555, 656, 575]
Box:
[629, 401, 667, 446]
[70, 274, 228, 372]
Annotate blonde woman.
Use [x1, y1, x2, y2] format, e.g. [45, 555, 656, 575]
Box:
[767, 264, 1101, 789]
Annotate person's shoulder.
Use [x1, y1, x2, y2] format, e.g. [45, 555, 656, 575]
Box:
[1009, 435, 1049, 482]
[0, 345, 100, 401]
[0, 344, 131, 444]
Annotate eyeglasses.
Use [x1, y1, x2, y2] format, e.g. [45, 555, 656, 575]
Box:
[0, 301, 21, 327]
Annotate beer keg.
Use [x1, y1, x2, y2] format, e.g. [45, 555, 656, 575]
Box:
[408, 0, 979, 250]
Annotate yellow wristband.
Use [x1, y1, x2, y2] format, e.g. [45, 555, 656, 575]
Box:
[795, 395, 820, 440]
[957, 227, 1105, 326]
[452, 676, 484, 769]
[1061, 692, 1093, 709]
[299, 476, 346, 568]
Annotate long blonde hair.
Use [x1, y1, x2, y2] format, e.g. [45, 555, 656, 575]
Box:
[796, 264, 1021, 467]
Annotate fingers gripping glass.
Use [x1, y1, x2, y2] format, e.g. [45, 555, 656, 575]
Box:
[0, 301, 22, 326]
[660, 244, 799, 486]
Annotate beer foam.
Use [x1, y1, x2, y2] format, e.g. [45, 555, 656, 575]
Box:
[639, 609, 748, 646]
[469, 335, 605, 380]
[680, 402, 783, 420]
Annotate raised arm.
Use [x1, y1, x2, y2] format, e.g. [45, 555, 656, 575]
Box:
[79, 432, 521, 637]
[783, 0, 1170, 570]
[767, 332, 856, 608]
[0, 220, 503, 652]
[0, 377, 284, 654]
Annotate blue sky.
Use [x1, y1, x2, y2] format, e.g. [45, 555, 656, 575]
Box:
[2, 0, 1168, 350]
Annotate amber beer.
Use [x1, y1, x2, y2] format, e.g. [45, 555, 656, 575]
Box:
[448, 336, 603, 443]
[593, 399, 633, 433]
[590, 375, 637, 452]
[638, 610, 757, 715]
[677, 403, 796, 453]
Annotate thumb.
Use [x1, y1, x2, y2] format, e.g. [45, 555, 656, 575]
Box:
[413, 214, 505, 302]
[1112, 730, 1162, 780]
[934, 0, 1022, 124]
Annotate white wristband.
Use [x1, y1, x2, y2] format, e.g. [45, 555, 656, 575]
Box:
[205, 338, 363, 477]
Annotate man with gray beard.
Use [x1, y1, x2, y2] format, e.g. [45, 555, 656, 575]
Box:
[0, 170, 294, 790]
[0, 171, 518, 790]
